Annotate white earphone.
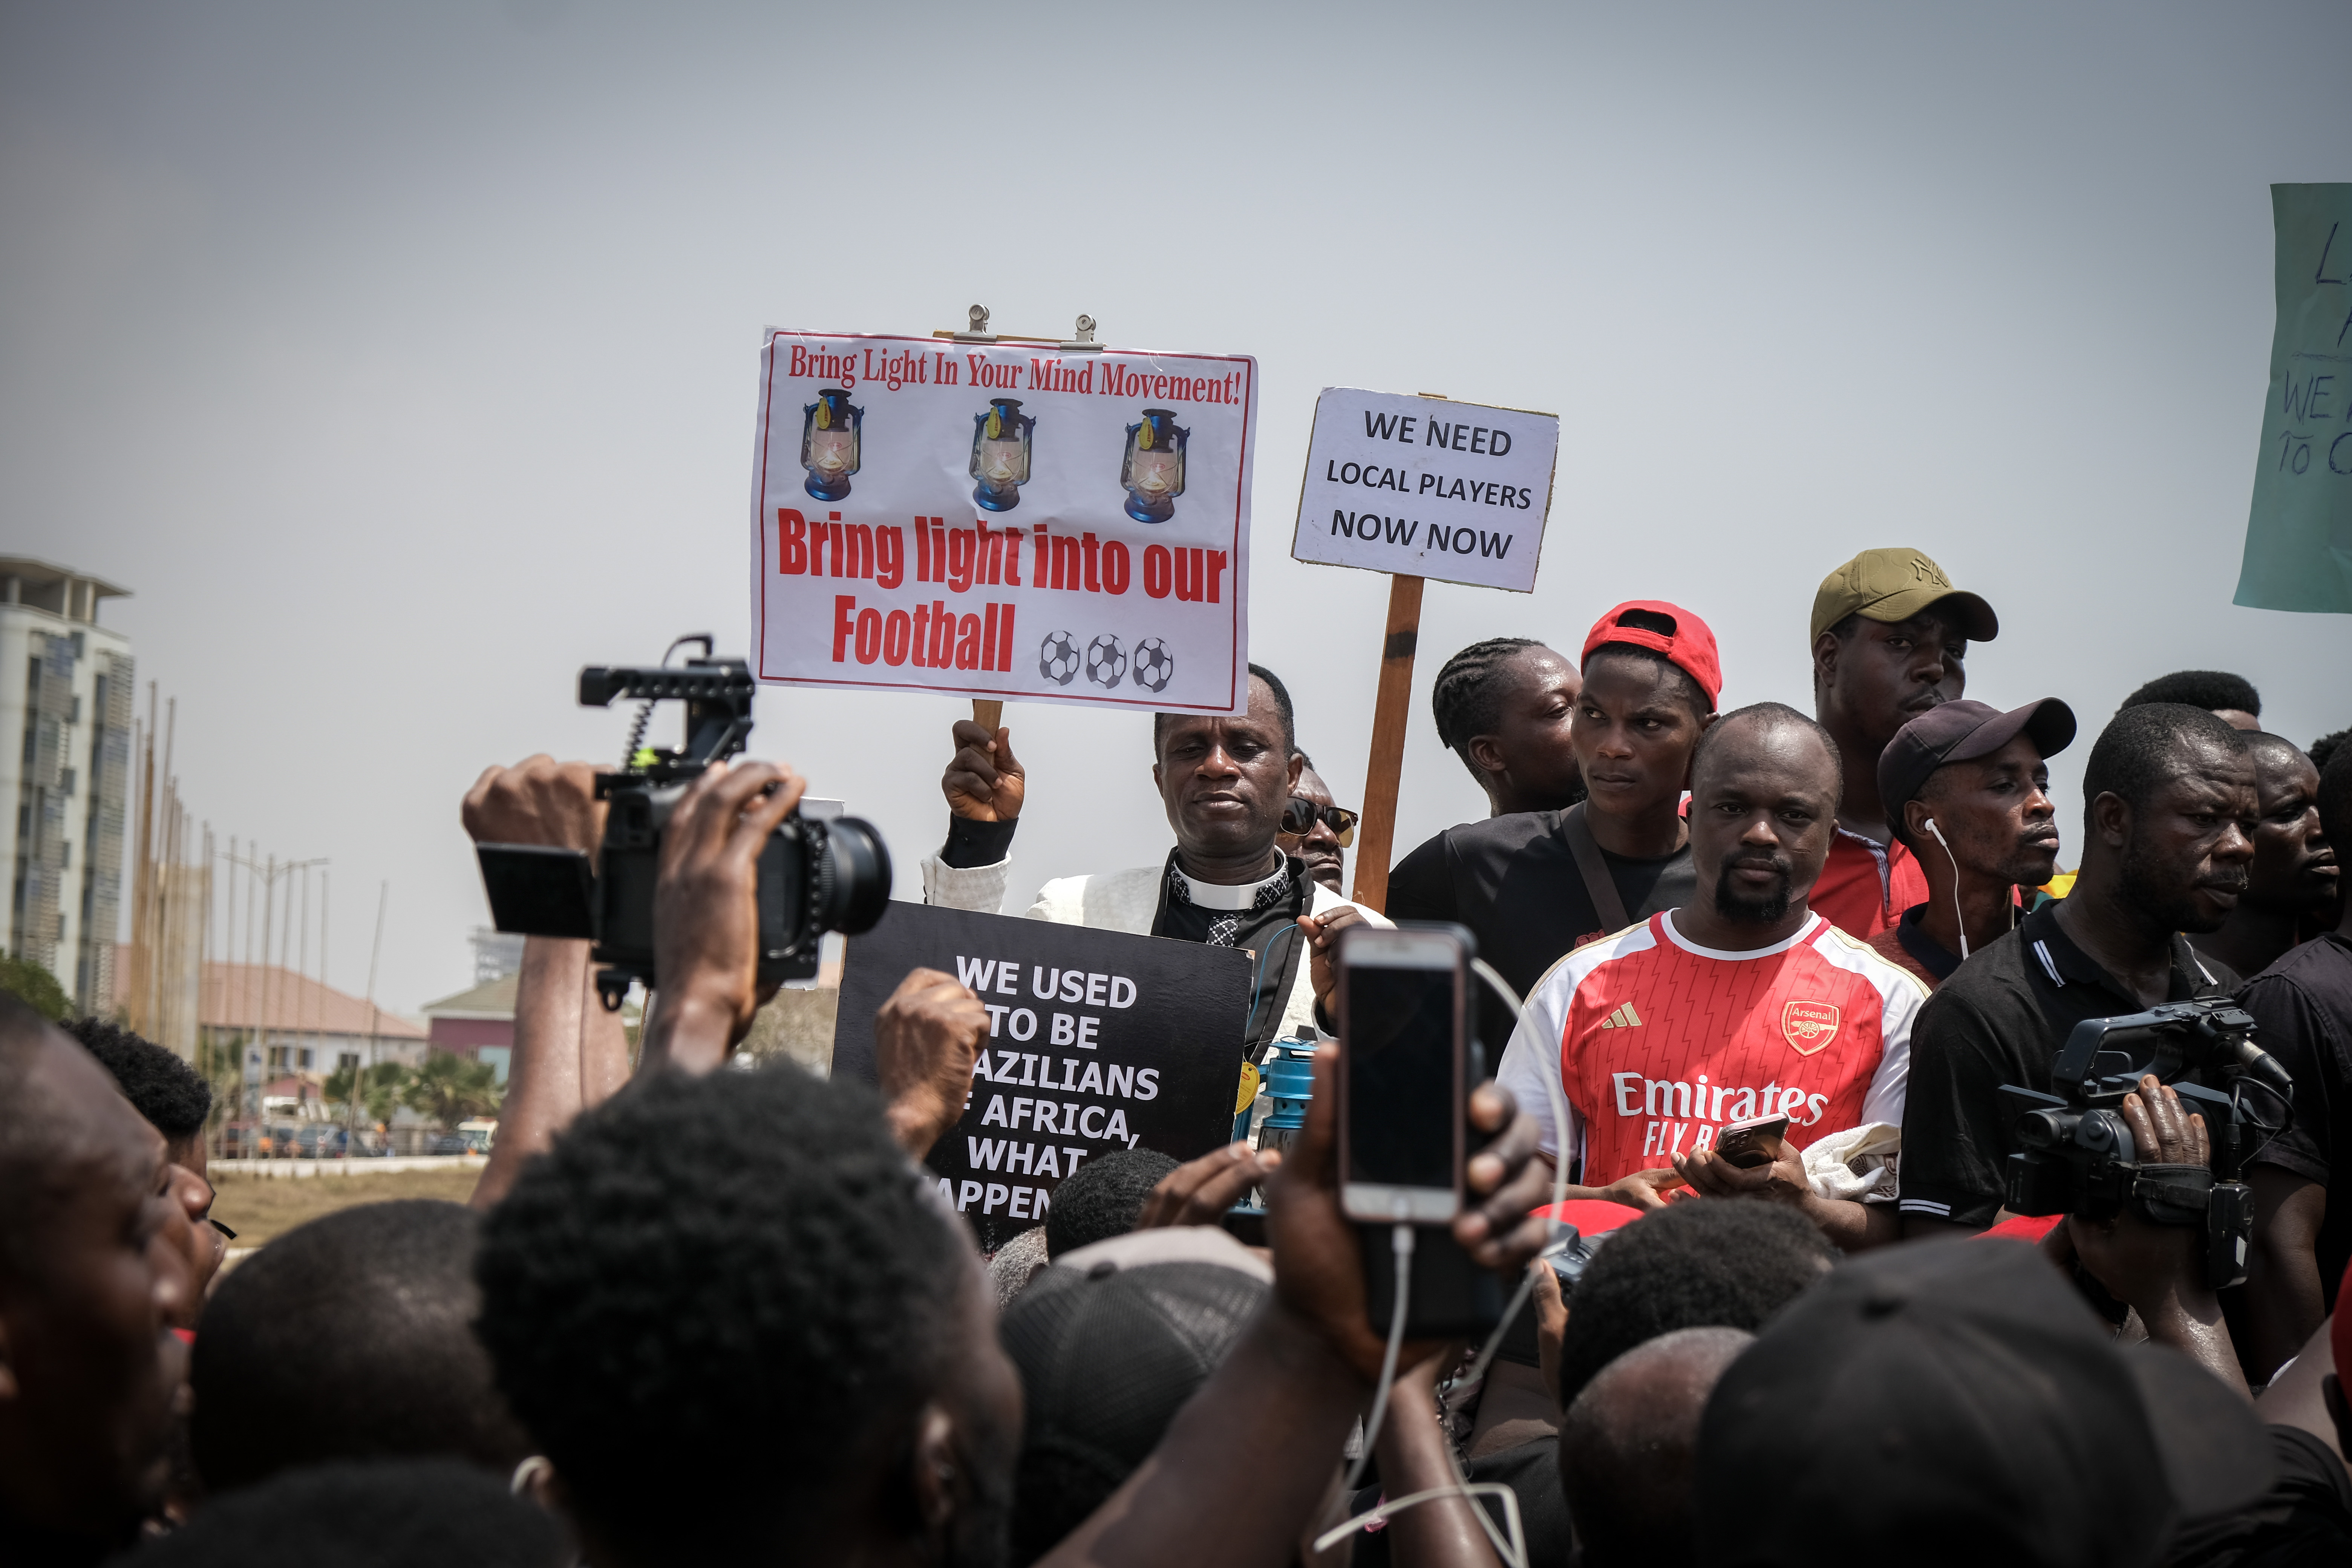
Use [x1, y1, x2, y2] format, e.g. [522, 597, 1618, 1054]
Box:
[1923, 818, 1970, 960]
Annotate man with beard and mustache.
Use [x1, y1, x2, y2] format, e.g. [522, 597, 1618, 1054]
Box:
[1808, 548, 2001, 940]
[1898, 703, 2256, 1239]
[1495, 704, 1925, 1250]
[1865, 698, 2079, 990]
[2191, 732, 2340, 980]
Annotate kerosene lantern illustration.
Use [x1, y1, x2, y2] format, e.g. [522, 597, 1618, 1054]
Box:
[800, 387, 862, 501]
[969, 397, 1035, 512]
[1119, 408, 1188, 523]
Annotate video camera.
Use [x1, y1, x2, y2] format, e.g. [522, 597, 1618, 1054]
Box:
[2000, 998, 2294, 1288]
[474, 637, 893, 1011]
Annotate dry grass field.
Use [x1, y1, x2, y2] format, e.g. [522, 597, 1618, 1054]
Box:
[210, 1166, 485, 1252]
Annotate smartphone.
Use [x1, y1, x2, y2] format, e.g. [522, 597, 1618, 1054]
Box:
[1338, 926, 1468, 1225]
[1712, 1113, 1792, 1170]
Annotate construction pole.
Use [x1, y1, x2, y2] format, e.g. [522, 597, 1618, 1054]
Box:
[353, 881, 387, 1162]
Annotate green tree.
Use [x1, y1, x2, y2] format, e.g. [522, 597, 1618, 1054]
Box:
[0, 952, 72, 1021]
[326, 1059, 413, 1126]
[401, 1051, 502, 1130]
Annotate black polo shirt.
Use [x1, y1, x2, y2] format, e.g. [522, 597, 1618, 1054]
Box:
[2239, 933, 2352, 1313]
[1385, 811, 1694, 1056]
[1899, 901, 2237, 1229]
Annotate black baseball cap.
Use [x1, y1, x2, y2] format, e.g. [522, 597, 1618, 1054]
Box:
[1000, 1253, 1269, 1560]
[1695, 1240, 2274, 1568]
[1877, 697, 2077, 850]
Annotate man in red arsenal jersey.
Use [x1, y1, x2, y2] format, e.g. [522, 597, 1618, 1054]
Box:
[1497, 704, 1928, 1250]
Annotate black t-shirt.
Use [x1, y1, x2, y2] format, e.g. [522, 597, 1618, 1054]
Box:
[2162, 1424, 2352, 1567]
[1900, 901, 2239, 1229]
[2240, 933, 2352, 1312]
[1386, 812, 1695, 1060]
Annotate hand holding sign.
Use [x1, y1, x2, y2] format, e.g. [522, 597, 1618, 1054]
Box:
[874, 966, 992, 1161]
[942, 719, 1026, 822]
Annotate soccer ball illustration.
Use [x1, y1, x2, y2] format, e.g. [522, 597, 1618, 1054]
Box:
[1038, 631, 1080, 686]
[1130, 638, 1175, 693]
[1084, 634, 1128, 688]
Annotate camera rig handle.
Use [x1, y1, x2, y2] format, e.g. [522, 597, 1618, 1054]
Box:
[579, 655, 756, 779]
[2049, 998, 2285, 1101]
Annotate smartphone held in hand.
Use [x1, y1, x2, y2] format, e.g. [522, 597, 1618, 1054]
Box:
[1712, 1113, 1792, 1170]
[1337, 926, 1469, 1225]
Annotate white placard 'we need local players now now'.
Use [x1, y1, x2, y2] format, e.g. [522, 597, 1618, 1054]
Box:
[1290, 386, 1559, 594]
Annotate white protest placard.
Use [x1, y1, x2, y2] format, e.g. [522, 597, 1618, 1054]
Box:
[1290, 387, 1558, 593]
[749, 331, 1258, 714]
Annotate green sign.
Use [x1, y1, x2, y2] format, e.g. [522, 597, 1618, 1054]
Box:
[2235, 184, 2352, 614]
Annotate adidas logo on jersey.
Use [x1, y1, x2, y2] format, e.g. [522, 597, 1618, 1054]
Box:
[1599, 1002, 1643, 1029]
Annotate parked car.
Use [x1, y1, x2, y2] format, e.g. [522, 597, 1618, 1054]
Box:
[291, 1125, 348, 1158]
[426, 1134, 471, 1156]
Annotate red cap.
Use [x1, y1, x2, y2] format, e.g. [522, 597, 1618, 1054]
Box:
[1581, 600, 1723, 706]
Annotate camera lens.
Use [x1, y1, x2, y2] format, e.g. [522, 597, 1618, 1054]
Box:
[812, 816, 893, 936]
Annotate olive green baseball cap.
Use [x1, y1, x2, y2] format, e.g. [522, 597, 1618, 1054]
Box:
[1809, 547, 2000, 644]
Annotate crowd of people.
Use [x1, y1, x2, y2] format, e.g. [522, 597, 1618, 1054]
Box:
[4, 541, 2351, 1566]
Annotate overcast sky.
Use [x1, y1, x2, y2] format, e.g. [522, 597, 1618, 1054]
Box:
[6, 1, 2347, 1014]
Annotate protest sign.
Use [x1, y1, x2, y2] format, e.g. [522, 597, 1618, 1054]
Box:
[1290, 387, 1558, 593]
[749, 331, 1259, 712]
[2235, 184, 2352, 615]
[833, 901, 1252, 1250]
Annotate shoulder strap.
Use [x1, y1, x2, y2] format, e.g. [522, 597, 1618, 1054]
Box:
[1559, 802, 1632, 933]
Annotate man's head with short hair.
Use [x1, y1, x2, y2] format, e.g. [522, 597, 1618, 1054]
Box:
[2320, 742, 2352, 865]
[66, 1017, 226, 1318]
[2309, 727, 2346, 773]
[1552, 1200, 1833, 1409]
[1276, 758, 1348, 893]
[2076, 704, 2257, 936]
[1431, 637, 1586, 815]
[113, 1458, 567, 1568]
[2236, 733, 2339, 920]
[0, 995, 187, 1552]
[1044, 1149, 1179, 1258]
[2120, 669, 2261, 731]
[61, 1018, 211, 1166]
[475, 1065, 1019, 1566]
[1559, 1326, 1752, 1568]
[1684, 704, 1844, 931]
[1150, 666, 1304, 874]
[192, 1199, 531, 1494]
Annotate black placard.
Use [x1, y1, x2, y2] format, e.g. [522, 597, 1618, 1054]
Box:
[834, 901, 1253, 1251]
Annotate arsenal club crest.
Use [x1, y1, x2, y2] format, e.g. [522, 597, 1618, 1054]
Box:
[1781, 1000, 1841, 1056]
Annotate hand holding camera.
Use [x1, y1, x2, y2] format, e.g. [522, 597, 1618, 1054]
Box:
[640, 759, 807, 1073]
[462, 755, 606, 859]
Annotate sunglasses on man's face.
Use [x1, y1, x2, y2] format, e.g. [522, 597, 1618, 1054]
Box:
[1280, 798, 1359, 846]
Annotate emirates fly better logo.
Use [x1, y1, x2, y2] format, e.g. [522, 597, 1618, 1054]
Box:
[1780, 1001, 1841, 1056]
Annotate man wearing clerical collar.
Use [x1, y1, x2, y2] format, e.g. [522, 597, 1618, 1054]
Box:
[921, 663, 1387, 1054]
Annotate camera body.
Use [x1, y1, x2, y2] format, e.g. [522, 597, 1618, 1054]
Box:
[1999, 998, 2293, 1288]
[475, 643, 892, 1010]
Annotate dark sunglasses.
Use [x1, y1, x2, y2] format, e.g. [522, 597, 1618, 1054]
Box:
[1280, 798, 1358, 846]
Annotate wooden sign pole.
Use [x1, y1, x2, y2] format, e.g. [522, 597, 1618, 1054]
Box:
[972, 700, 1003, 733]
[1349, 573, 1424, 913]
